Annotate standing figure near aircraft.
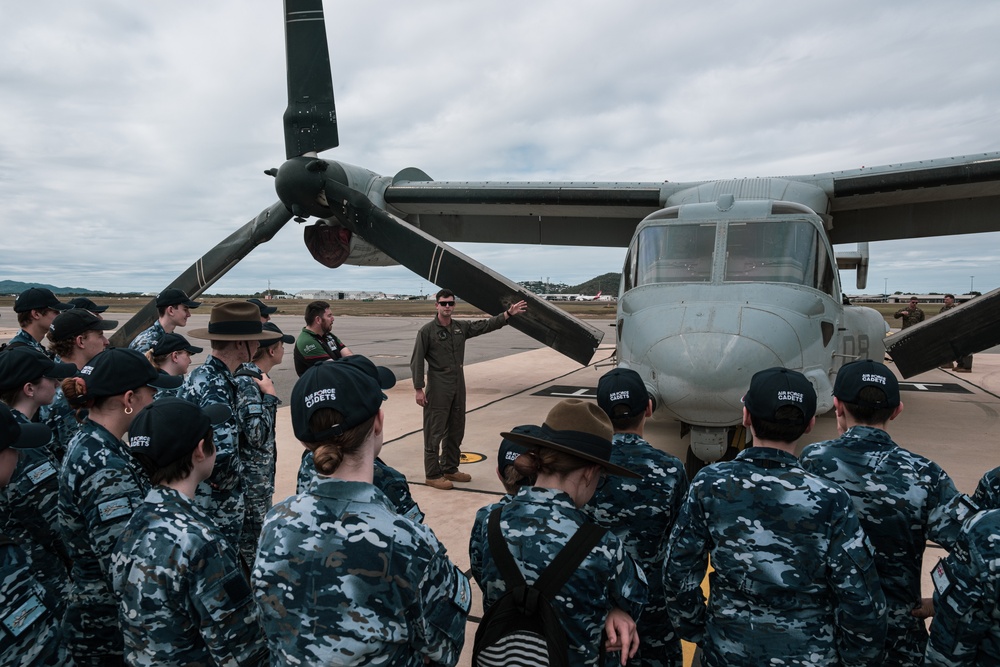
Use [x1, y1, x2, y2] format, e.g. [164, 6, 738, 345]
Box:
[6, 287, 71, 355]
[254, 357, 470, 665]
[112, 399, 268, 667]
[583, 368, 688, 667]
[800, 359, 971, 667]
[45, 309, 117, 456]
[411, 289, 527, 489]
[128, 288, 201, 354]
[0, 405, 62, 666]
[0, 349, 77, 613]
[293, 300, 354, 376]
[664, 367, 886, 666]
[58, 348, 182, 665]
[181, 301, 273, 554]
[469, 400, 646, 667]
[924, 508, 1000, 665]
[894, 296, 925, 329]
[234, 321, 290, 567]
[937, 294, 974, 372]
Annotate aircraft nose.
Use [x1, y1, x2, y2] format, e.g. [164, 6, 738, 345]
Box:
[650, 332, 783, 426]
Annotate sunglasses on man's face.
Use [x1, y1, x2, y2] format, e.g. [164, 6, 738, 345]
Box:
[438, 301, 455, 307]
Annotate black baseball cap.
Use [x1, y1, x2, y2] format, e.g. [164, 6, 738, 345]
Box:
[743, 367, 817, 423]
[77, 348, 182, 398]
[247, 298, 278, 316]
[833, 359, 900, 409]
[156, 288, 201, 309]
[14, 288, 72, 313]
[292, 356, 389, 443]
[0, 347, 77, 391]
[338, 354, 396, 393]
[0, 403, 51, 452]
[49, 308, 118, 341]
[497, 425, 543, 478]
[129, 398, 231, 467]
[597, 367, 650, 419]
[150, 333, 203, 357]
[259, 322, 294, 347]
[68, 297, 108, 313]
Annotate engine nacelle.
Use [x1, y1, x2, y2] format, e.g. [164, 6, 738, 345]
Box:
[303, 221, 399, 267]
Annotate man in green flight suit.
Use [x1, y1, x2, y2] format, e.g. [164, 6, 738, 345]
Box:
[410, 289, 527, 490]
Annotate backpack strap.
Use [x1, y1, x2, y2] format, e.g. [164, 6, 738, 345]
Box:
[488, 505, 607, 599]
[534, 522, 607, 600]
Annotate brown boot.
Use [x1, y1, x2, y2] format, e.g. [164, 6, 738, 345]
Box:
[444, 471, 472, 483]
[954, 367, 972, 373]
[425, 477, 454, 490]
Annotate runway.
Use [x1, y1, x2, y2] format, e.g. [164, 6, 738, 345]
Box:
[4, 308, 998, 666]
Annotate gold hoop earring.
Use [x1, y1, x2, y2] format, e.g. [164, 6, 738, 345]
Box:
[124, 406, 133, 415]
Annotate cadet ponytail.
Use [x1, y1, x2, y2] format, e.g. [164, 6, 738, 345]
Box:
[307, 408, 376, 476]
[513, 446, 592, 479]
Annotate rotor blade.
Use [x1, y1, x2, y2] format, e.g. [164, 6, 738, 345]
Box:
[283, 0, 338, 159]
[885, 288, 1000, 378]
[323, 179, 605, 365]
[109, 202, 293, 348]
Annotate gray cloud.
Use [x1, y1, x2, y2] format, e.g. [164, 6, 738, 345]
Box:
[2, 1, 998, 296]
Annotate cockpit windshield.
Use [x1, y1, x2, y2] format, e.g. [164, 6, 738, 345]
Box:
[626, 218, 835, 295]
[724, 220, 833, 294]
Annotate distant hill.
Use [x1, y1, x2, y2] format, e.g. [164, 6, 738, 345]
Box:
[0, 280, 101, 296]
[564, 272, 621, 296]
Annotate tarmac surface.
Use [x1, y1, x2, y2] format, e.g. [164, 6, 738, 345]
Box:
[4, 307, 998, 665]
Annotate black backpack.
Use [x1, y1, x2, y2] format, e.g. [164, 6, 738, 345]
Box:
[473, 506, 607, 667]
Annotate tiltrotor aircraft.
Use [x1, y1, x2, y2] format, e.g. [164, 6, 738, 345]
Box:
[111, 0, 1000, 464]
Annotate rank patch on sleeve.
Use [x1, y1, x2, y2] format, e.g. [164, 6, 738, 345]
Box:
[97, 496, 133, 522]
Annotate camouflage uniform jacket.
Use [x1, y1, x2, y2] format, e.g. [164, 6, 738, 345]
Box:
[893, 306, 925, 328]
[43, 386, 80, 462]
[5, 329, 46, 354]
[180, 354, 248, 548]
[409, 314, 506, 393]
[1, 411, 70, 611]
[296, 450, 425, 523]
[800, 426, 969, 664]
[58, 418, 150, 662]
[664, 447, 886, 667]
[233, 361, 280, 565]
[925, 508, 1000, 665]
[253, 476, 470, 666]
[128, 320, 166, 354]
[0, 536, 63, 666]
[972, 465, 1000, 510]
[110, 487, 268, 667]
[582, 433, 688, 667]
[470, 486, 648, 667]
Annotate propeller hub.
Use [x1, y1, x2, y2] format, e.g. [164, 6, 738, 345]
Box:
[274, 156, 348, 220]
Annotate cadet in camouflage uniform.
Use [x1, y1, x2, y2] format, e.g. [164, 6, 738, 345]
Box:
[1, 406, 63, 667]
[583, 368, 688, 667]
[800, 359, 969, 666]
[411, 289, 527, 488]
[0, 349, 77, 611]
[58, 348, 182, 665]
[111, 398, 267, 667]
[128, 287, 201, 354]
[665, 367, 886, 667]
[470, 400, 647, 666]
[254, 356, 470, 665]
[44, 308, 116, 459]
[6, 287, 71, 355]
[0, 536, 63, 666]
[925, 508, 1000, 665]
[181, 301, 273, 554]
[233, 321, 288, 567]
[972, 465, 1000, 510]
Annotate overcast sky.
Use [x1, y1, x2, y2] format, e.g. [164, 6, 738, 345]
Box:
[2, 2, 999, 297]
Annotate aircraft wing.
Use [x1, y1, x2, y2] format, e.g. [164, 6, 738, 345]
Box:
[794, 152, 1000, 244]
[383, 174, 693, 247]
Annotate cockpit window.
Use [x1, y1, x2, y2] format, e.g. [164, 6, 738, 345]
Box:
[633, 223, 716, 285]
[724, 220, 834, 294]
